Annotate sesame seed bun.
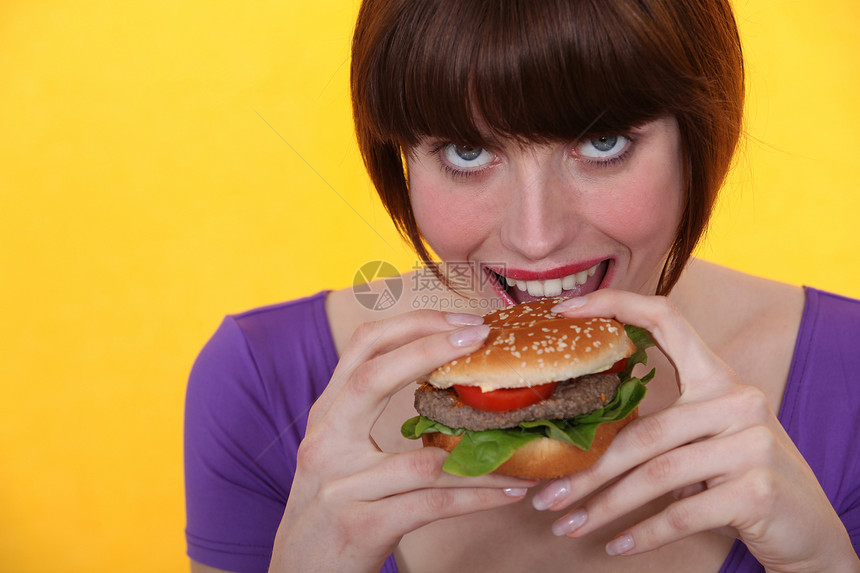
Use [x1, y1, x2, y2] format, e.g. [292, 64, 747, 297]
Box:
[412, 297, 643, 479]
[426, 297, 636, 391]
[422, 408, 638, 479]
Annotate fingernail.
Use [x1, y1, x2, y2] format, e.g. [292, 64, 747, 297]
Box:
[551, 297, 588, 313]
[445, 312, 484, 326]
[503, 487, 528, 497]
[551, 508, 588, 536]
[532, 477, 570, 511]
[606, 534, 635, 556]
[449, 325, 490, 347]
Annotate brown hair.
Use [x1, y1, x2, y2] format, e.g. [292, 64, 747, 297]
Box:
[351, 0, 744, 295]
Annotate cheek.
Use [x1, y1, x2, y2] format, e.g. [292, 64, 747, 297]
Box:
[409, 180, 496, 260]
[592, 164, 684, 254]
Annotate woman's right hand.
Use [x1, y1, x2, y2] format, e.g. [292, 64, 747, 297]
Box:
[267, 309, 537, 573]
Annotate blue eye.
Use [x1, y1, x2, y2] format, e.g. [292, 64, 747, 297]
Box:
[443, 144, 495, 169]
[576, 135, 630, 160]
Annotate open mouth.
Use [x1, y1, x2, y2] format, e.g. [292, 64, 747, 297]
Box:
[484, 260, 610, 306]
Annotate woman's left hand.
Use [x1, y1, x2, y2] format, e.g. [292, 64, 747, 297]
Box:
[531, 289, 859, 573]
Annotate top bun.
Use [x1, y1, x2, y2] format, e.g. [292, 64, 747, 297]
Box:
[426, 297, 635, 391]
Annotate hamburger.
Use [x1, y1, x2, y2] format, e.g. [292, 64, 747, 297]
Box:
[401, 297, 654, 479]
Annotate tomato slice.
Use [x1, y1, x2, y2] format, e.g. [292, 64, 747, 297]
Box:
[453, 382, 559, 412]
[602, 358, 628, 374]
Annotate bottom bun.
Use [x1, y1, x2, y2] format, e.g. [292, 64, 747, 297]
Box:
[422, 409, 638, 479]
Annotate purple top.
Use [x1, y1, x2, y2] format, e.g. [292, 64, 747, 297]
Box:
[185, 288, 860, 572]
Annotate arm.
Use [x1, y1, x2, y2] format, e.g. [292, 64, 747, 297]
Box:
[190, 561, 233, 573]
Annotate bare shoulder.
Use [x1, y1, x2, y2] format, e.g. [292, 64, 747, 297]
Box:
[674, 258, 805, 329]
[672, 259, 805, 405]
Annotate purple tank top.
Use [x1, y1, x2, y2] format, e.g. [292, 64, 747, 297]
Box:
[185, 288, 860, 572]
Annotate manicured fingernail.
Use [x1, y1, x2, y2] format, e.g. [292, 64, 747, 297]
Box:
[503, 487, 528, 497]
[606, 534, 635, 556]
[445, 312, 484, 326]
[551, 296, 588, 313]
[532, 477, 570, 511]
[551, 508, 587, 536]
[449, 325, 490, 347]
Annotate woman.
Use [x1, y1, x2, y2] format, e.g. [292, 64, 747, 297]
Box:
[185, 0, 860, 571]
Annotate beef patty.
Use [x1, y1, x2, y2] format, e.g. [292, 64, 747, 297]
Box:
[413, 372, 621, 432]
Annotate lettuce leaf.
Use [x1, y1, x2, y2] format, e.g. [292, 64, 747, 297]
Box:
[401, 324, 656, 477]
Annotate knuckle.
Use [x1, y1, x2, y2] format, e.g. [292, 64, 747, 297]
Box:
[350, 319, 382, 344]
[743, 424, 778, 460]
[296, 435, 323, 471]
[627, 414, 666, 450]
[665, 501, 695, 533]
[315, 479, 344, 507]
[643, 453, 676, 484]
[349, 360, 380, 397]
[732, 385, 771, 420]
[652, 295, 682, 324]
[295, 423, 348, 476]
[741, 467, 778, 515]
[421, 488, 456, 514]
[406, 449, 444, 482]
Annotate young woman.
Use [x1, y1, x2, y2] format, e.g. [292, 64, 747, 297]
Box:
[185, 1, 860, 571]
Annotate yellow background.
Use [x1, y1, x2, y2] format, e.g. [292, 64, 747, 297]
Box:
[1, 1, 858, 571]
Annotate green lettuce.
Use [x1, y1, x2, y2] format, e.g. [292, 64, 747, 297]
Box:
[401, 324, 655, 477]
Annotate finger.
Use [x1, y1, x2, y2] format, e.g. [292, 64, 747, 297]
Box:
[326, 448, 538, 501]
[310, 309, 485, 423]
[601, 477, 752, 556]
[553, 431, 749, 537]
[370, 484, 531, 541]
[533, 398, 731, 511]
[338, 309, 484, 373]
[552, 290, 735, 397]
[327, 322, 491, 432]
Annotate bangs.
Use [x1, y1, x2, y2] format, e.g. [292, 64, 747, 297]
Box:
[355, 0, 703, 148]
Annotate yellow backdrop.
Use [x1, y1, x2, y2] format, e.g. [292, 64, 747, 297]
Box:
[1, 1, 858, 571]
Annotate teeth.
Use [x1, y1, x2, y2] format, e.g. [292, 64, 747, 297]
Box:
[503, 263, 601, 296]
[526, 280, 544, 297]
[543, 278, 562, 297]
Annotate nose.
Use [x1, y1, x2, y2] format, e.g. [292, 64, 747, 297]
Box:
[499, 152, 579, 261]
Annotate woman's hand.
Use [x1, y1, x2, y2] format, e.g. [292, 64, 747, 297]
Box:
[532, 290, 859, 573]
[268, 309, 537, 573]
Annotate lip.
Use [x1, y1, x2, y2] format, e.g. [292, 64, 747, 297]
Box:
[483, 258, 609, 282]
[483, 258, 615, 306]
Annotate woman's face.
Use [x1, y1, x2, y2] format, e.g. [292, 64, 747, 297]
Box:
[407, 116, 685, 304]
